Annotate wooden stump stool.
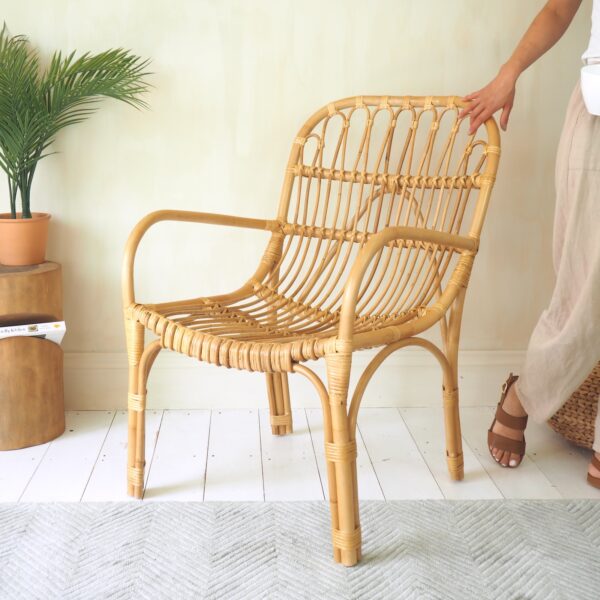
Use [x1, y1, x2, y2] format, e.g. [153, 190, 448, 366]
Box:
[0, 262, 65, 450]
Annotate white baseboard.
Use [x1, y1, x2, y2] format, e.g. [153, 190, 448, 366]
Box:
[63, 349, 525, 410]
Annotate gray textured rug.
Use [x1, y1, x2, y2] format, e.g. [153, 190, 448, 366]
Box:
[1, 501, 600, 600]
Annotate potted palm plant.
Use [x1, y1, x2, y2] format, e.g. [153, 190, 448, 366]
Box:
[0, 25, 150, 266]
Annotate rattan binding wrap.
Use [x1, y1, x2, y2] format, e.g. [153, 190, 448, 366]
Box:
[548, 362, 600, 449]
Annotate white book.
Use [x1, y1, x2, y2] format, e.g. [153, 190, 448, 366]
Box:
[0, 321, 66, 345]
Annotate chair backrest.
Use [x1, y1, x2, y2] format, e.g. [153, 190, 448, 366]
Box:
[260, 96, 500, 321]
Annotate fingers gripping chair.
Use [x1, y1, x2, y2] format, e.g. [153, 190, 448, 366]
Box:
[122, 95, 500, 566]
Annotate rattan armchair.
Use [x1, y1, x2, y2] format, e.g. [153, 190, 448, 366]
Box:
[122, 95, 500, 566]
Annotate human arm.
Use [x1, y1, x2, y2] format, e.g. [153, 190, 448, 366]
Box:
[460, 0, 583, 134]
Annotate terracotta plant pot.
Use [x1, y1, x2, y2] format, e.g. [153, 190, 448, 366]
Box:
[0, 213, 51, 266]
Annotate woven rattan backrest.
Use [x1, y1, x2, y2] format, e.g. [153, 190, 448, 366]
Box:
[260, 96, 500, 321]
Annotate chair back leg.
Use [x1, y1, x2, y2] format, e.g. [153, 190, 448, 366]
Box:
[265, 372, 293, 435]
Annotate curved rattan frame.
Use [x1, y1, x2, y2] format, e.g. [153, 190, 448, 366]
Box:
[122, 95, 500, 566]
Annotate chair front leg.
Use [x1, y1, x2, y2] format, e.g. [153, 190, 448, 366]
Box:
[442, 289, 466, 481]
[129, 395, 146, 499]
[129, 339, 163, 499]
[265, 372, 293, 435]
[125, 317, 145, 498]
[325, 351, 361, 566]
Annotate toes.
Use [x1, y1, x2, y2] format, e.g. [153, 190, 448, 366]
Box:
[490, 447, 524, 468]
[490, 444, 523, 468]
[509, 453, 521, 468]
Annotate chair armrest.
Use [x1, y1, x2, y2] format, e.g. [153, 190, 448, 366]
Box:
[338, 226, 479, 341]
[122, 209, 279, 307]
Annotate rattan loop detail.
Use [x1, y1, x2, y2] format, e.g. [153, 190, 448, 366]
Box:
[128, 392, 146, 412]
[128, 466, 144, 487]
[125, 318, 144, 365]
[452, 259, 473, 287]
[442, 388, 459, 406]
[332, 527, 362, 551]
[325, 440, 357, 463]
[446, 452, 464, 470]
[270, 414, 292, 427]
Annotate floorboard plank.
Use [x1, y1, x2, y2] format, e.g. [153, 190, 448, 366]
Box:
[524, 418, 597, 499]
[259, 409, 323, 501]
[357, 408, 443, 499]
[400, 407, 502, 499]
[82, 410, 163, 501]
[144, 410, 211, 501]
[21, 411, 116, 502]
[203, 409, 263, 501]
[0, 441, 52, 502]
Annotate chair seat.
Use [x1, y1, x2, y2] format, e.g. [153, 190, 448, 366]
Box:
[129, 282, 423, 372]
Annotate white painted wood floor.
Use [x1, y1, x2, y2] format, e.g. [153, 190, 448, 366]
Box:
[1, 407, 597, 503]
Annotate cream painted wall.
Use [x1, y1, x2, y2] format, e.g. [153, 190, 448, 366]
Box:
[0, 0, 591, 360]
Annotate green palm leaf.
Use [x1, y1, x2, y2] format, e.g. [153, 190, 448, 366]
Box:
[0, 24, 150, 218]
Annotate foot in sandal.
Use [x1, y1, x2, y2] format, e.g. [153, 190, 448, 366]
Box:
[588, 452, 600, 489]
[488, 374, 528, 468]
[488, 378, 600, 484]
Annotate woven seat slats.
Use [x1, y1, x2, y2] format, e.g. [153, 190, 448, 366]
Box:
[128, 293, 424, 371]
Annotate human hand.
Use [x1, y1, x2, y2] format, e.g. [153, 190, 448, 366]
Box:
[459, 65, 518, 134]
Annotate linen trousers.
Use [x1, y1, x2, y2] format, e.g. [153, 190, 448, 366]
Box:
[515, 81, 600, 452]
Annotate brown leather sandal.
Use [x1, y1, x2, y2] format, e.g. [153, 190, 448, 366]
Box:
[487, 373, 528, 468]
[587, 454, 600, 489]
